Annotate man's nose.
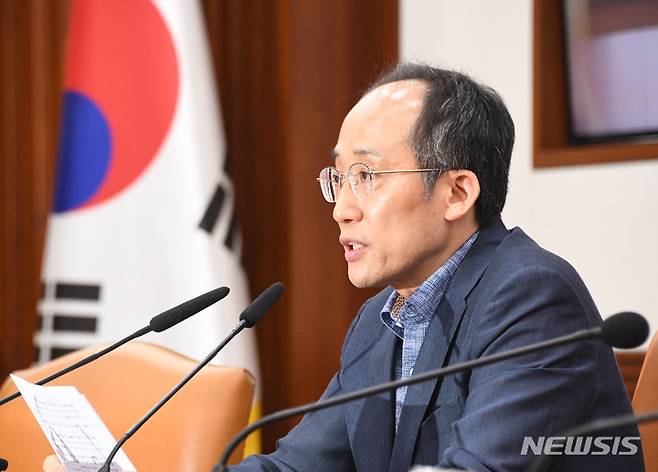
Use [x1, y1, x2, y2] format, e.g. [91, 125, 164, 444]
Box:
[332, 182, 362, 224]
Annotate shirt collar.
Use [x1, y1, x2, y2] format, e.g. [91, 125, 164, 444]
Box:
[381, 230, 479, 328]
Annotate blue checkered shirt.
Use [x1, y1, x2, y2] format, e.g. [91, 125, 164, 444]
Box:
[380, 231, 479, 428]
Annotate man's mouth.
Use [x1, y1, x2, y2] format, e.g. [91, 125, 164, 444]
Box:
[340, 238, 367, 261]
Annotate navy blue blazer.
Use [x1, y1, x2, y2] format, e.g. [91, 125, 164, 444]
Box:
[233, 219, 643, 471]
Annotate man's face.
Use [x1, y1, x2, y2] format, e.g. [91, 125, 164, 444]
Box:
[332, 80, 453, 295]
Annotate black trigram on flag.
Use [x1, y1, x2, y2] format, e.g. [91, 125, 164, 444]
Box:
[199, 182, 239, 250]
[35, 281, 102, 363]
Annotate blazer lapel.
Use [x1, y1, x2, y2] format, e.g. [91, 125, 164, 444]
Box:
[388, 219, 509, 472]
[388, 295, 465, 472]
[348, 321, 398, 472]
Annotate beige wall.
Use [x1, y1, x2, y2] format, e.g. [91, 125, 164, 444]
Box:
[401, 0, 658, 347]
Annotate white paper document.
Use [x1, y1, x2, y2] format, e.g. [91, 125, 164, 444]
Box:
[11, 374, 136, 472]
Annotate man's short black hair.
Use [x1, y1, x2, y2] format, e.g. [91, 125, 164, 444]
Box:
[370, 63, 515, 227]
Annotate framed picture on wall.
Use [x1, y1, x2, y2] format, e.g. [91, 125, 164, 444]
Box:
[562, 0, 658, 145]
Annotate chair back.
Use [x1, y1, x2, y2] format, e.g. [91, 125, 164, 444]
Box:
[0, 342, 254, 471]
[633, 332, 658, 471]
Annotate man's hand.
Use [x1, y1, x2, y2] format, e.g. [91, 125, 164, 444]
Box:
[42, 455, 65, 472]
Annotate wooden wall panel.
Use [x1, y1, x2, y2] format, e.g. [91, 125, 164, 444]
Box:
[202, 1, 295, 449]
[284, 0, 398, 441]
[202, 0, 398, 450]
[0, 0, 66, 379]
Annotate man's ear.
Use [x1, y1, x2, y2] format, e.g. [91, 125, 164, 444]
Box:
[444, 170, 480, 222]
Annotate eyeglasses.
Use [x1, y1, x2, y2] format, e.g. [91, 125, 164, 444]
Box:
[317, 162, 445, 203]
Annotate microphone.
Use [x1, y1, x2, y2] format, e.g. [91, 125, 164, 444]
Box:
[148, 286, 231, 332]
[213, 311, 649, 471]
[98, 282, 285, 472]
[0, 286, 230, 407]
[0, 458, 7, 471]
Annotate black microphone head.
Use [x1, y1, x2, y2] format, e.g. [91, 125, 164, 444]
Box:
[240, 282, 284, 328]
[149, 286, 230, 332]
[601, 311, 649, 349]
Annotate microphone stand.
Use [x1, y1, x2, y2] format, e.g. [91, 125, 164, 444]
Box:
[98, 320, 248, 472]
[99, 282, 283, 471]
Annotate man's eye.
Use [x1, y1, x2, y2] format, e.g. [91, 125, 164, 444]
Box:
[358, 171, 370, 182]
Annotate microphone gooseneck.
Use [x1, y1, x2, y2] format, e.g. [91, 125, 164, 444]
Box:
[213, 311, 649, 471]
[0, 286, 229, 408]
[99, 283, 284, 472]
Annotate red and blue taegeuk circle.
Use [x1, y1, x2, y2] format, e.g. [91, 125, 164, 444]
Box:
[54, 0, 179, 213]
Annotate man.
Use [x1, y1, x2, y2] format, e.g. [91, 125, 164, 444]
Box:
[230, 64, 642, 470]
[44, 64, 642, 471]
